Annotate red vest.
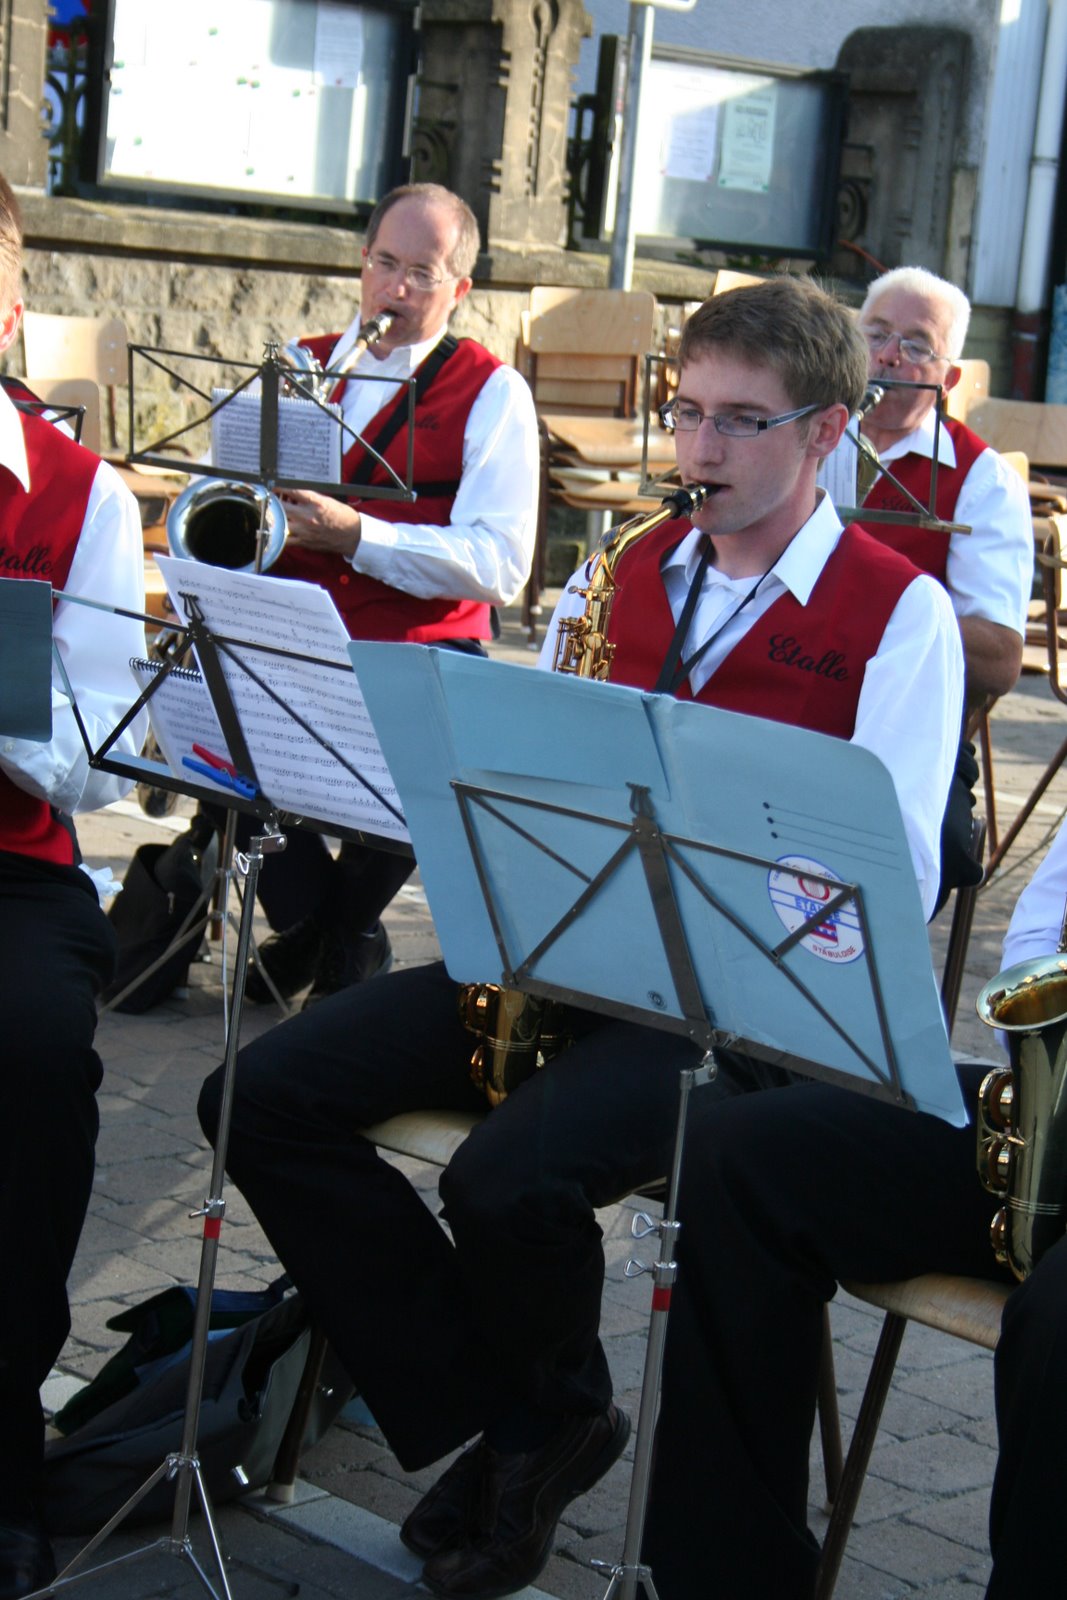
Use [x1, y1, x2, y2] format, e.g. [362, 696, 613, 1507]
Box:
[606, 520, 920, 740]
[272, 334, 502, 643]
[856, 415, 987, 583]
[0, 409, 100, 866]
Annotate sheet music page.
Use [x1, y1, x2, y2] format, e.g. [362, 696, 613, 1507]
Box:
[817, 420, 861, 512]
[211, 388, 343, 482]
[128, 658, 235, 797]
[153, 555, 408, 842]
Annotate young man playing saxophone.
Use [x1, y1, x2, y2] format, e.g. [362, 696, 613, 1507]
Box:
[199, 276, 964, 1600]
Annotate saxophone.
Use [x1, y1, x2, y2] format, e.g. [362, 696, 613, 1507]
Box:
[976, 909, 1067, 1279]
[460, 484, 710, 1106]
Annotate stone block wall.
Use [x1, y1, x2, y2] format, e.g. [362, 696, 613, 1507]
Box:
[15, 226, 535, 455]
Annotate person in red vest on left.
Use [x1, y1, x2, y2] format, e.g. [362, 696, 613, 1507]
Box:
[0, 174, 148, 1596]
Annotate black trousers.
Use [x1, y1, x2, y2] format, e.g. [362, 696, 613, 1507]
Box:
[640, 1071, 1055, 1600]
[0, 851, 114, 1515]
[197, 960, 790, 1469]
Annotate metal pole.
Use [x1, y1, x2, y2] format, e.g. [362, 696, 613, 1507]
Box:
[608, 1, 656, 291]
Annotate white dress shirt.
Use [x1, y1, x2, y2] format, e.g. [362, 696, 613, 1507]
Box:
[0, 385, 149, 817]
[542, 492, 964, 920]
[824, 408, 1032, 634]
[1003, 820, 1067, 970]
[328, 313, 540, 608]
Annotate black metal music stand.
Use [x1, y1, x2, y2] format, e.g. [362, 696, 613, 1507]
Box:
[37, 589, 410, 1598]
[125, 338, 418, 541]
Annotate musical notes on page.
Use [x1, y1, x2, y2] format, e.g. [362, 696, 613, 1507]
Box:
[152, 555, 409, 842]
[211, 387, 342, 483]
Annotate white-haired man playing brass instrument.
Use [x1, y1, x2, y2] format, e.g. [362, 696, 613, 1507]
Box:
[853, 266, 1031, 715]
[201, 276, 964, 1600]
[841, 266, 1032, 903]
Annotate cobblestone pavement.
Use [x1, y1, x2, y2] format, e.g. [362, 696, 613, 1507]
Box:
[54, 598, 1067, 1600]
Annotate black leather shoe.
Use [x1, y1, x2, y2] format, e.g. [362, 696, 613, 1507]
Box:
[0, 1516, 57, 1600]
[422, 1405, 630, 1599]
[302, 921, 393, 1010]
[245, 916, 325, 1004]
[400, 1438, 488, 1560]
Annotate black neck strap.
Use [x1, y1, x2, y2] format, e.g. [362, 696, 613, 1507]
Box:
[655, 538, 775, 696]
[347, 332, 460, 488]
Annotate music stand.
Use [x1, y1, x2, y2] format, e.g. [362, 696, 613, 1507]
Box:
[347, 641, 967, 1600]
[103, 329, 417, 1013]
[0, 577, 53, 741]
[34, 575, 410, 1599]
[125, 339, 418, 550]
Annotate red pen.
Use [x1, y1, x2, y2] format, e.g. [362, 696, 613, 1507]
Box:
[192, 743, 238, 778]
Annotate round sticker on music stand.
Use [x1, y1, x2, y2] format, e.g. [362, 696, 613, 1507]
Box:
[767, 854, 864, 965]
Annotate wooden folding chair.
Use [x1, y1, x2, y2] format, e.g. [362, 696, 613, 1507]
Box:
[21, 311, 128, 451]
[813, 819, 998, 1596]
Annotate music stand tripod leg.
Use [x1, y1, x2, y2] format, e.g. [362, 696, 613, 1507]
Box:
[32, 818, 288, 1600]
[594, 1056, 715, 1600]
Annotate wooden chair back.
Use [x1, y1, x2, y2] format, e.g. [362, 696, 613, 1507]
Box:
[944, 358, 990, 421]
[522, 288, 656, 418]
[22, 376, 102, 454]
[21, 313, 128, 449]
[967, 397, 1067, 474]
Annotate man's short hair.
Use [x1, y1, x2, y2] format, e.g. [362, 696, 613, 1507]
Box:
[365, 183, 481, 280]
[679, 276, 868, 417]
[860, 267, 971, 361]
[0, 174, 23, 310]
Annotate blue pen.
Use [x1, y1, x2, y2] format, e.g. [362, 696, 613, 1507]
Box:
[182, 756, 258, 800]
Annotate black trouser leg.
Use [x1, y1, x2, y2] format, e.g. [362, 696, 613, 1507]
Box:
[0, 855, 113, 1515]
[989, 1231, 1067, 1596]
[642, 1072, 1002, 1600]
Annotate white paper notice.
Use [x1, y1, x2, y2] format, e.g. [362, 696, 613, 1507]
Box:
[153, 555, 409, 844]
[314, 1, 363, 88]
[662, 104, 718, 183]
[211, 389, 343, 483]
[718, 86, 776, 193]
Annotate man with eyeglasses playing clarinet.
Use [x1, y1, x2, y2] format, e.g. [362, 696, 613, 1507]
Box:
[233, 182, 539, 1009]
[846, 268, 1032, 902]
[201, 275, 966, 1600]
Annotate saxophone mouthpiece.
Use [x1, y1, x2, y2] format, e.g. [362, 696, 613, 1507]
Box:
[858, 383, 886, 419]
[665, 484, 709, 516]
[336, 312, 396, 375]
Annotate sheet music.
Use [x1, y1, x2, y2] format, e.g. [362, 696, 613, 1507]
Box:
[153, 555, 408, 842]
[128, 658, 235, 798]
[211, 387, 343, 482]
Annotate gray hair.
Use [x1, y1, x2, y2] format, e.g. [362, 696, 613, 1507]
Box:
[860, 267, 971, 361]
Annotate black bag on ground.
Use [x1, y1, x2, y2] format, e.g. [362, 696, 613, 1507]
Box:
[101, 812, 218, 1012]
[43, 1280, 353, 1535]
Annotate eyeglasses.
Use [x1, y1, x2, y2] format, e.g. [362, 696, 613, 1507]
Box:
[363, 252, 456, 293]
[658, 400, 818, 437]
[862, 328, 947, 365]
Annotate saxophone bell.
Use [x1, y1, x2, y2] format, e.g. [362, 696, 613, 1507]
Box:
[976, 953, 1067, 1279]
[167, 479, 288, 573]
